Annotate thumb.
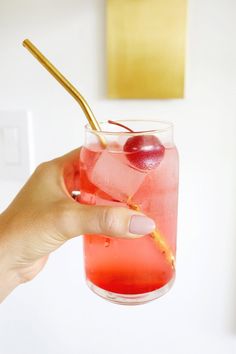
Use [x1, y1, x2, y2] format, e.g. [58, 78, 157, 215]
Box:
[61, 202, 156, 239]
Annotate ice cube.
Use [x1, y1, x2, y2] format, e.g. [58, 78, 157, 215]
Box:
[87, 150, 147, 202]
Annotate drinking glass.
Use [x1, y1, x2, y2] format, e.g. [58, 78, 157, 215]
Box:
[79, 120, 179, 305]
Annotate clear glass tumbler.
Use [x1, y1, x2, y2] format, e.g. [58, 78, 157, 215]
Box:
[79, 120, 179, 305]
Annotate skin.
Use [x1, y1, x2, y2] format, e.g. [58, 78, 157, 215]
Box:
[0, 148, 154, 303]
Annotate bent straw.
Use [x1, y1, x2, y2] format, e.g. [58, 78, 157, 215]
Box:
[22, 39, 103, 138]
[22, 39, 175, 269]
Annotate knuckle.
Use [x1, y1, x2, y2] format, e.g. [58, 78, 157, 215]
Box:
[53, 201, 71, 223]
[46, 201, 74, 239]
[100, 208, 117, 235]
[34, 161, 51, 175]
[33, 161, 59, 184]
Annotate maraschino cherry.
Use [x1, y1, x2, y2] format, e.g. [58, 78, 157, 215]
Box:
[108, 120, 165, 171]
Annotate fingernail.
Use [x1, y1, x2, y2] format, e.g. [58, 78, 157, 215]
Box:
[129, 215, 156, 235]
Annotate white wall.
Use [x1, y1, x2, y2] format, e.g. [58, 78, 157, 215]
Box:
[1, 1, 236, 353]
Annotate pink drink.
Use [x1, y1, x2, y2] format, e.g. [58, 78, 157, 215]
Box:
[80, 120, 179, 304]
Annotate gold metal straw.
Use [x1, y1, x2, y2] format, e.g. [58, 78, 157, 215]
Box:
[128, 201, 175, 269]
[22, 39, 102, 133]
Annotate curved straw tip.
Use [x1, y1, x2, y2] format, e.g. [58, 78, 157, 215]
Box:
[22, 39, 30, 47]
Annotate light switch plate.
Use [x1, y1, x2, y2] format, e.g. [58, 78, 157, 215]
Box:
[0, 111, 34, 181]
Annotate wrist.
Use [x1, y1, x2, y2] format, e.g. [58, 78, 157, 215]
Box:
[0, 265, 21, 303]
[0, 245, 21, 303]
[0, 213, 21, 303]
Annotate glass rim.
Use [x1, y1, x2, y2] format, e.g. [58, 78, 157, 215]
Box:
[85, 119, 173, 136]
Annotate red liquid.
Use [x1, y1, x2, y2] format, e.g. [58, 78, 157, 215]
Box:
[80, 144, 178, 295]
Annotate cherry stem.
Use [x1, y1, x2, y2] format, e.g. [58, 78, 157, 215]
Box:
[108, 120, 134, 133]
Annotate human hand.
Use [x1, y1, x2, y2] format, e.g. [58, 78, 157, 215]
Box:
[0, 148, 155, 302]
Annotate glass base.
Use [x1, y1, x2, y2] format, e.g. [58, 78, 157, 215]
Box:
[86, 276, 175, 306]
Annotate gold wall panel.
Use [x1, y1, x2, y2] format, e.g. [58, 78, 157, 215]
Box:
[107, 0, 187, 98]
